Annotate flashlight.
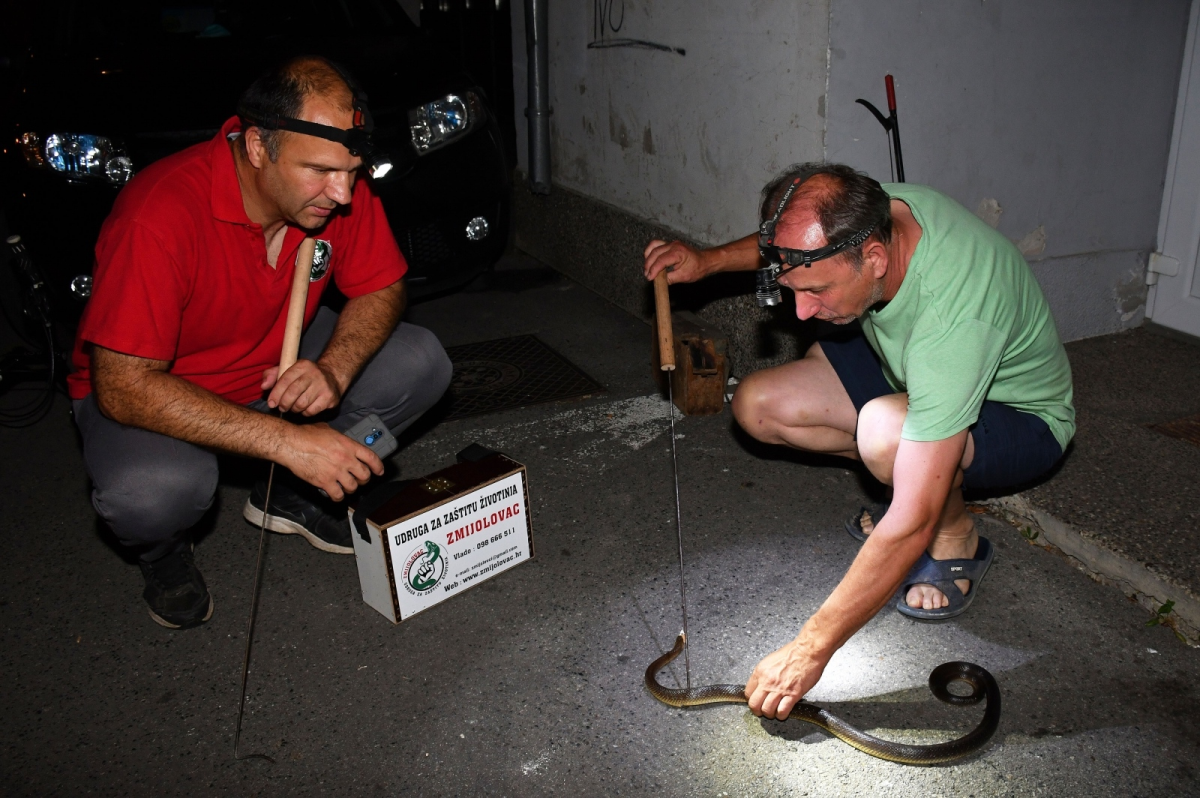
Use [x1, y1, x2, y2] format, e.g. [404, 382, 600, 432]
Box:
[368, 157, 393, 180]
[755, 263, 782, 307]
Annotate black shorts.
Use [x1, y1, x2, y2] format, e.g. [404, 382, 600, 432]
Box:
[819, 328, 1063, 492]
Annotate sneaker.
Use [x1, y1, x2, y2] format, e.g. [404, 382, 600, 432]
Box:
[140, 547, 214, 629]
[242, 476, 354, 554]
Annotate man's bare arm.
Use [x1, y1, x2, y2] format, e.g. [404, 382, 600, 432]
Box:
[92, 347, 382, 500]
[744, 430, 969, 719]
[265, 280, 405, 415]
[643, 233, 761, 284]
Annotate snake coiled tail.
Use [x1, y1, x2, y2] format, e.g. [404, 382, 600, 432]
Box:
[644, 633, 1001, 765]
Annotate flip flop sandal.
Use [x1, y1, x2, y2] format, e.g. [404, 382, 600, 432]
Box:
[896, 536, 995, 621]
[844, 503, 890, 543]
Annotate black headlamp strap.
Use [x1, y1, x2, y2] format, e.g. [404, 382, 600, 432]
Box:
[238, 112, 373, 157]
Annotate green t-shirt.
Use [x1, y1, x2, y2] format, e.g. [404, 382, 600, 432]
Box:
[858, 183, 1075, 451]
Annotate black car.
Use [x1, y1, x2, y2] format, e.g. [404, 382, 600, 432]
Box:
[1, 0, 512, 330]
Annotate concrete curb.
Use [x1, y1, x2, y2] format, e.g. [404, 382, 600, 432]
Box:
[984, 494, 1200, 647]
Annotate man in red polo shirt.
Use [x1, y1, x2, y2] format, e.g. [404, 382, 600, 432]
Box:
[69, 57, 451, 629]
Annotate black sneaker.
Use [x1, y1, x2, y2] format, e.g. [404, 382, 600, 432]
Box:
[242, 476, 353, 554]
[139, 547, 213, 629]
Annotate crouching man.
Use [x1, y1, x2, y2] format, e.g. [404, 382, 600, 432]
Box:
[643, 163, 1074, 718]
[68, 57, 451, 629]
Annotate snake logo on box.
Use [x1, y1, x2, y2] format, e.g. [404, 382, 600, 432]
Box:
[402, 541, 445, 595]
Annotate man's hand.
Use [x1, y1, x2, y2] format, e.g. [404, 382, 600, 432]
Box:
[262, 359, 342, 416]
[643, 239, 712, 284]
[744, 640, 827, 720]
[281, 421, 384, 500]
[643, 232, 762, 284]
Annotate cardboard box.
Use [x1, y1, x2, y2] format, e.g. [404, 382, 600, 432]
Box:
[349, 452, 533, 623]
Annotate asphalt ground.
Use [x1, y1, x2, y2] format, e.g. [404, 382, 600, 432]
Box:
[2, 257, 1198, 796]
[1015, 327, 1200, 637]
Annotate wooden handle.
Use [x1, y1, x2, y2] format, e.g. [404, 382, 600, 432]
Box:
[654, 270, 675, 371]
[279, 238, 316, 373]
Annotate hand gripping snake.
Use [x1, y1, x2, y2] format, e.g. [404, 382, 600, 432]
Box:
[645, 633, 1001, 765]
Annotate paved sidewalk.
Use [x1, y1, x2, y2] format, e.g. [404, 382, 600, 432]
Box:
[985, 327, 1200, 644]
[1, 257, 1197, 796]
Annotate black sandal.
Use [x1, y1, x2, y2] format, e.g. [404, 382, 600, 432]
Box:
[844, 503, 890, 543]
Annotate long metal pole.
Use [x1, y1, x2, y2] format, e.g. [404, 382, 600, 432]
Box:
[234, 238, 315, 763]
[654, 271, 690, 688]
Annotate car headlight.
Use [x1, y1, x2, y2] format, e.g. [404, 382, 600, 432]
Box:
[19, 132, 135, 185]
[408, 92, 485, 155]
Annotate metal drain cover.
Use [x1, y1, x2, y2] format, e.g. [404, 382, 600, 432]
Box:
[442, 335, 605, 420]
[450, 360, 523, 393]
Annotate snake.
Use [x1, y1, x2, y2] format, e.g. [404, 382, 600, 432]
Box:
[645, 633, 1001, 765]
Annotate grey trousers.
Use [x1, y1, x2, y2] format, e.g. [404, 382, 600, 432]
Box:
[73, 308, 452, 561]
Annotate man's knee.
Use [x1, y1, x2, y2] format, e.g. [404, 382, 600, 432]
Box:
[406, 326, 453, 411]
[731, 371, 779, 441]
[857, 395, 906, 480]
[386, 323, 451, 413]
[92, 459, 218, 545]
[350, 323, 451, 425]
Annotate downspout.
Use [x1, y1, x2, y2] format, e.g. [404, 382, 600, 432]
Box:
[524, 0, 551, 194]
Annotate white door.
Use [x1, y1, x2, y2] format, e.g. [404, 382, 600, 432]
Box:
[1151, 0, 1200, 338]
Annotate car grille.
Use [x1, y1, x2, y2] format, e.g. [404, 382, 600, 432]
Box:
[398, 222, 455, 269]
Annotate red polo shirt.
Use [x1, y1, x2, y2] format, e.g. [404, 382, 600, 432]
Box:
[68, 117, 407, 405]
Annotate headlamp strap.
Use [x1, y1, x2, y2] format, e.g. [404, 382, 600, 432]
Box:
[237, 63, 376, 158]
[756, 176, 875, 271]
[758, 177, 803, 253]
[238, 112, 373, 158]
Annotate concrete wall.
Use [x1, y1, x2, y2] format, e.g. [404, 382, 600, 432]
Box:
[511, 0, 831, 243]
[825, 0, 1191, 342]
[510, 0, 1192, 370]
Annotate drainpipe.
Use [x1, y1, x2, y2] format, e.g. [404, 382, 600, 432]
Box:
[524, 0, 551, 194]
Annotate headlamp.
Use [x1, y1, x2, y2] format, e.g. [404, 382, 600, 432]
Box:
[238, 78, 394, 179]
[754, 176, 875, 307]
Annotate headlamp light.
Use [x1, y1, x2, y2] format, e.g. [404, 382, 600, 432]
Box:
[408, 92, 484, 154]
[19, 132, 135, 185]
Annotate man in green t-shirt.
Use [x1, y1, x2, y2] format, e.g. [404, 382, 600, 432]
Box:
[642, 162, 1073, 722]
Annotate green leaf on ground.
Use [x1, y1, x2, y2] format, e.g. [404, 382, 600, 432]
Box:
[1146, 600, 1176, 627]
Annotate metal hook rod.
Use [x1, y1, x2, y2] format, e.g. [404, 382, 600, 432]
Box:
[233, 238, 316, 764]
[234, 461, 277, 764]
[654, 271, 690, 688]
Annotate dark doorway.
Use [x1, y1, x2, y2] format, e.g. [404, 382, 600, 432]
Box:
[421, 0, 517, 166]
